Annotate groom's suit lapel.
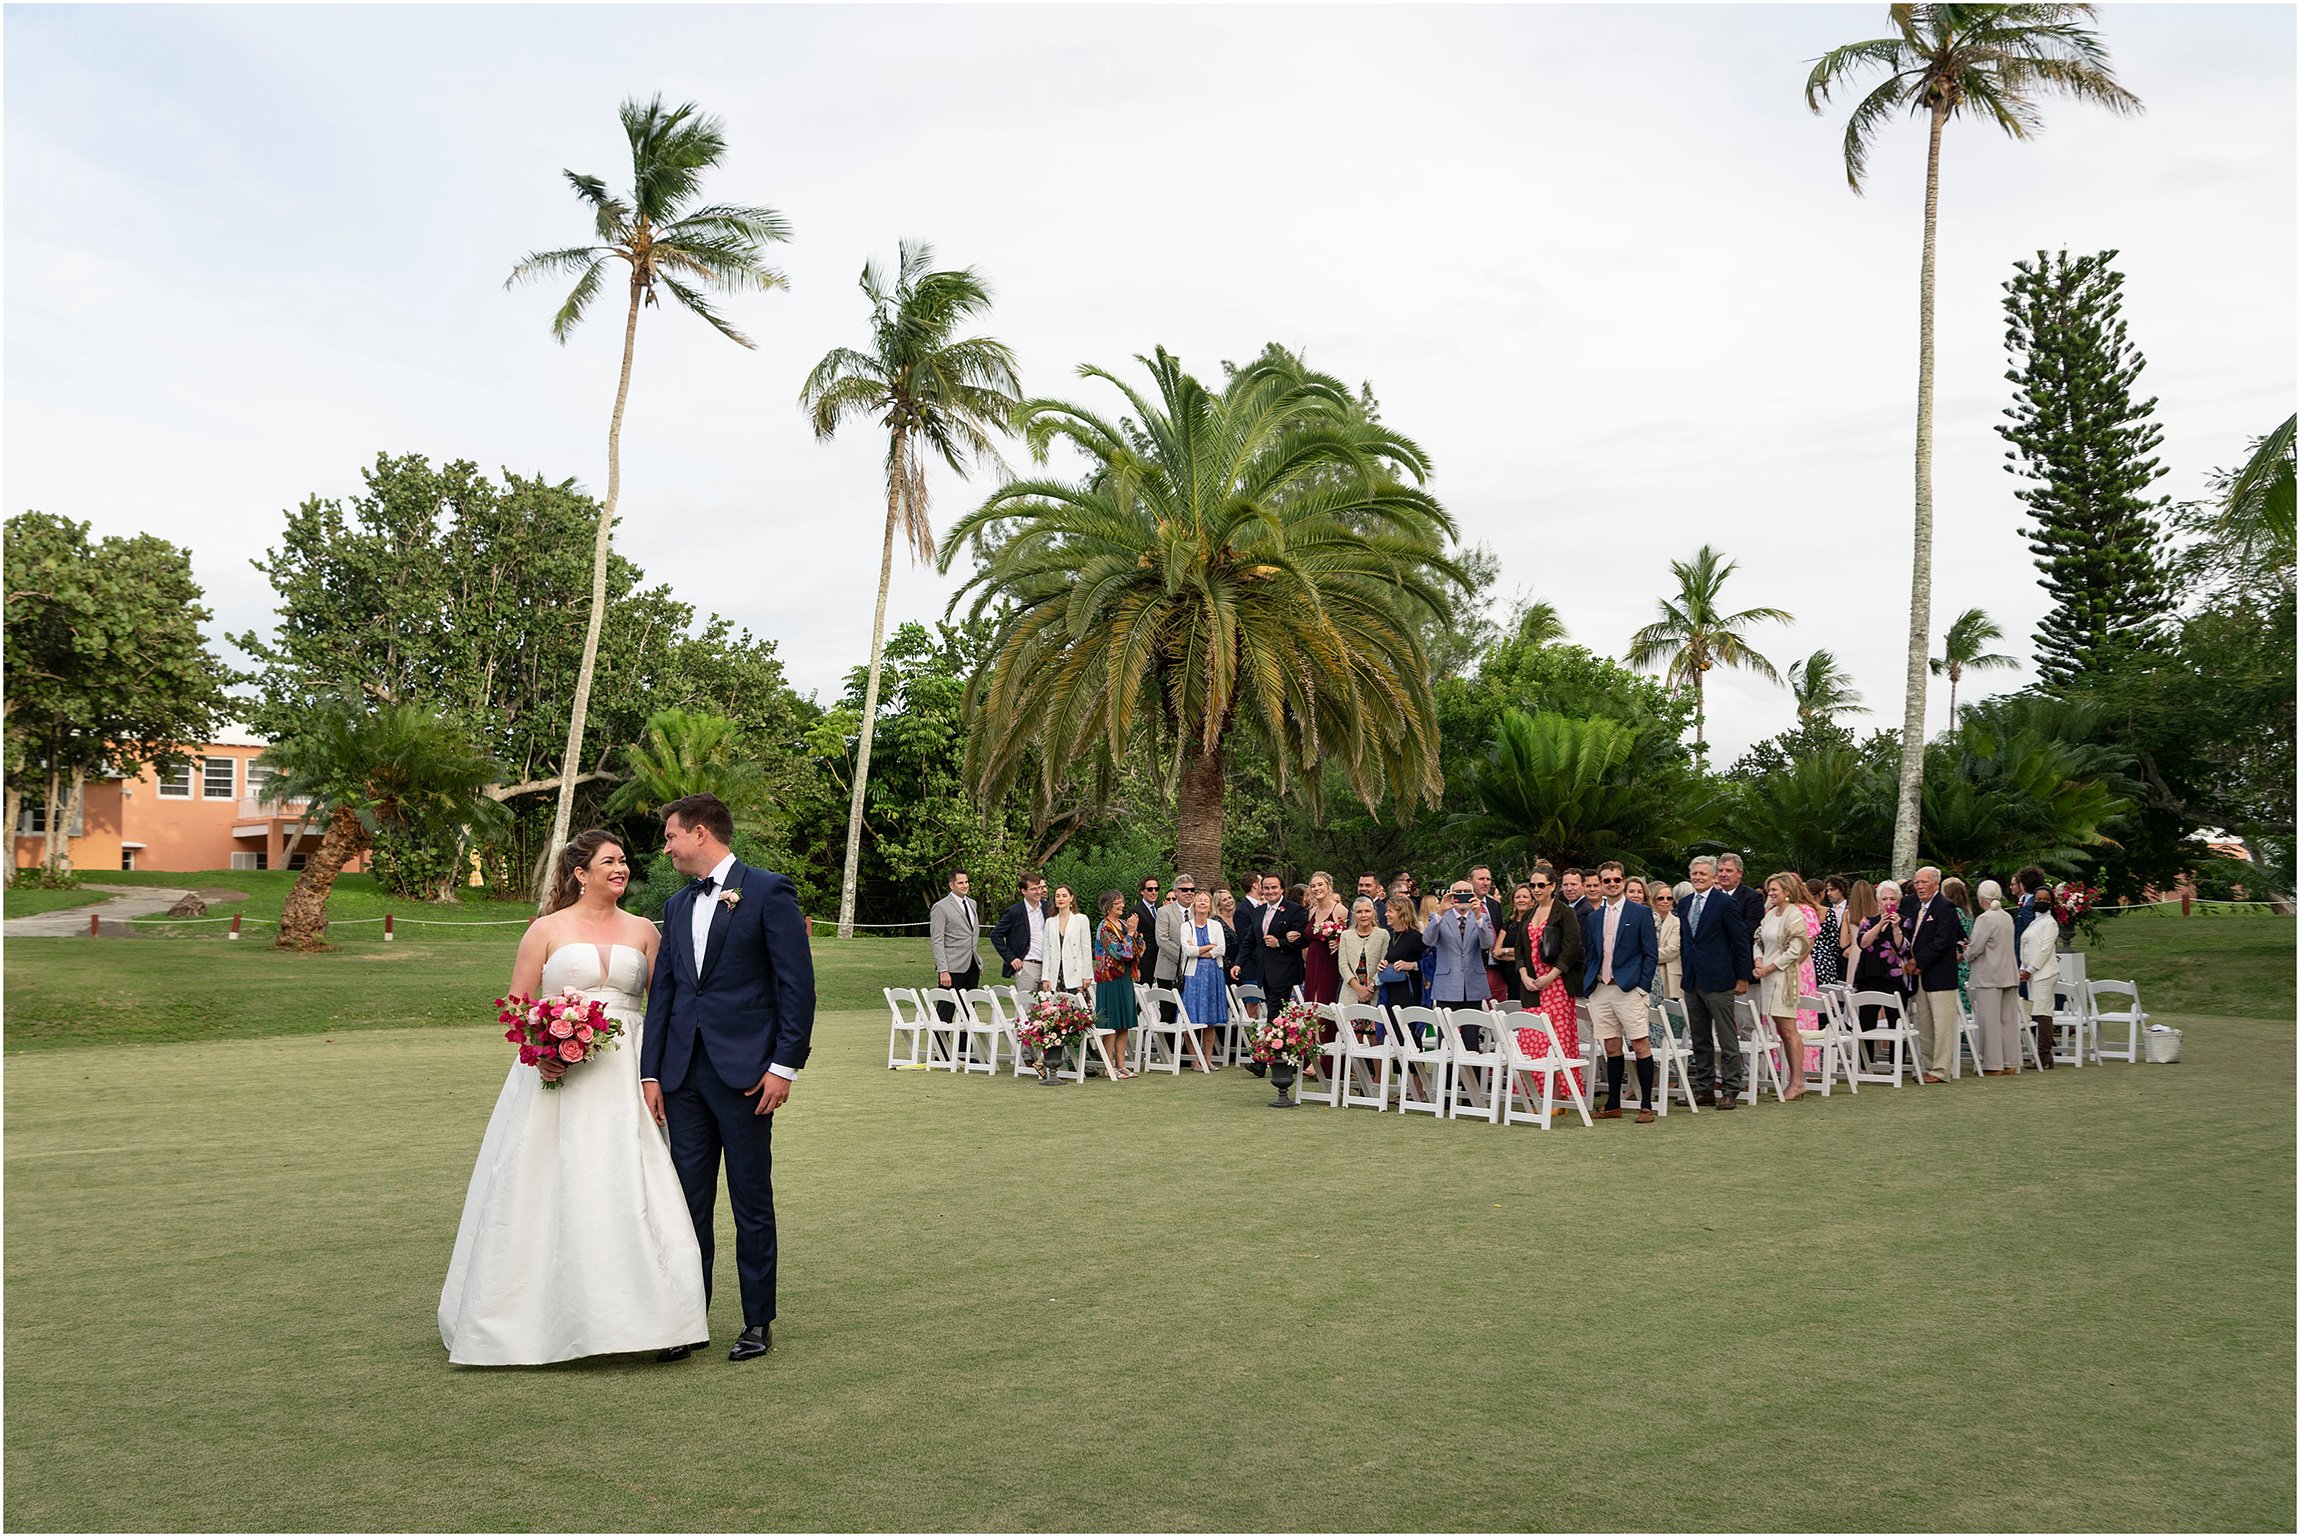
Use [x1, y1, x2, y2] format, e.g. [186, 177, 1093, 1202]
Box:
[697, 861, 747, 988]
[676, 883, 705, 988]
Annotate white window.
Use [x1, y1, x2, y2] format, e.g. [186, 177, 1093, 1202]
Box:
[120, 849, 136, 871]
[229, 851, 264, 871]
[202, 757, 236, 799]
[16, 804, 84, 836]
[245, 763, 278, 805]
[156, 762, 193, 798]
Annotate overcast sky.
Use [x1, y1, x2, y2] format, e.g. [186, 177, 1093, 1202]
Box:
[7, 3, 2293, 765]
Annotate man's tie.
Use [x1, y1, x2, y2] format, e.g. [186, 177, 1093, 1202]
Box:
[1690, 892, 1704, 935]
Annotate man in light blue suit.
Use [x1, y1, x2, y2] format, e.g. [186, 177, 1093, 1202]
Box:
[1581, 859, 1660, 1123]
[1421, 876, 1496, 1044]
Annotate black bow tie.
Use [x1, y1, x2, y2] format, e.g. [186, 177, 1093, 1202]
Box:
[692, 875, 719, 895]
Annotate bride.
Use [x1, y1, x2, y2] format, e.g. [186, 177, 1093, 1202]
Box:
[438, 829, 708, 1365]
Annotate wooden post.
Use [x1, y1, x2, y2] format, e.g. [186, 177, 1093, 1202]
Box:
[229, 913, 242, 939]
[384, 913, 395, 942]
[88, 911, 100, 938]
[2181, 891, 2192, 917]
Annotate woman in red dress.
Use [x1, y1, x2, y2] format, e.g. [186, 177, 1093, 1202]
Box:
[1512, 871, 1587, 1100]
[1299, 871, 1347, 1006]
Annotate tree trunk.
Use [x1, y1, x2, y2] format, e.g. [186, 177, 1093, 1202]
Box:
[3, 784, 19, 885]
[1946, 664, 1960, 737]
[1692, 667, 1707, 758]
[60, 768, 85, 874]
[1174, 735, 1228, 891]
[276, 804, 367, 951]
[539, 282, 644, 912]
[835, 434, 906, 941]
[39, 761, 60, 878]
[1892, 106, 1947, 875]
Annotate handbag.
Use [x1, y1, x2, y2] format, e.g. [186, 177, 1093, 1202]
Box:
[1537, 918, 1563, 967]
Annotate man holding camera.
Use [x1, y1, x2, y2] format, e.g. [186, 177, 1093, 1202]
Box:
[1422, 879, 1496, 1045]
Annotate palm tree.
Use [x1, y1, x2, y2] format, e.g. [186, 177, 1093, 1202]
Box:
[1789, 648, 1867, 727]
[1449, 708, 1692, 872]
[606, 708, 770, 825]
[1624, 545, 1793, 756]
[258, 697, 503, 950]
[938, 348, 1463, 884]
[799, 242, 1021, 939]
[1513, 598, 1568, 647]
[508, 95, 791, 907]
[1930, 606, 2018, 729]
[1806, 4, 2141, 872]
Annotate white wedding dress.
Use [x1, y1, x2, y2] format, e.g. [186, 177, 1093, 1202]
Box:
[438, 943, 708, 1365]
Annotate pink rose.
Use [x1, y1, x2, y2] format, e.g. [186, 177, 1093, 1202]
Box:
[548, 1018, 576, 1039]
[576, 1024, 595, 1044]
[558, 1040, 585, 1063]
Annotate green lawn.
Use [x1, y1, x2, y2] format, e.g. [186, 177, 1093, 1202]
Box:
[2, 886, 107, 919]
[2080, 905, 2295, 1018]
[92, 866, 542, 935]
[4, 999, 2291, 1531]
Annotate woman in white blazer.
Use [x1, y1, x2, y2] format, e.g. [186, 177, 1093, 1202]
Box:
[2013, 866, 2061, 1069]
[1965, 880, 2022, 1074]
[1042, 884, 1095, 995]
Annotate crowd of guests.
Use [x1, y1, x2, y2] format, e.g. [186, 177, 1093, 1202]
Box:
[930, 854, 2067, 1107]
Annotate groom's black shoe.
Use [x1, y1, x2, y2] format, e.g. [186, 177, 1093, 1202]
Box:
[728, 1324, 771, 1361]
[656, 1340, 706, 1362]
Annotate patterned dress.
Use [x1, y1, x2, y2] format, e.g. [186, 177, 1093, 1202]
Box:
[1094, 919, 1138, 1039]
[1514, 910, 1585, 1096]
[1813, 905, 1845, 989]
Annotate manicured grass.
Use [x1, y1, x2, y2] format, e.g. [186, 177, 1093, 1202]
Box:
[2079, 906, 2294, 1019]
[2, 933, 995, 1052]
[4, 1002, 2291, 1531]
[2, 886, 107, 919]
[94, 867, 541, 936]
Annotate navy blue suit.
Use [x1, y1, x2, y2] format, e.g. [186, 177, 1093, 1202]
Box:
[1581, 899, 1660, 995]
[1675, 883, 1754, 1100]
[643, 861, 816, 1329]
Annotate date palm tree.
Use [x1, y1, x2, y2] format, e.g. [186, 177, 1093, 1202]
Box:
[1790, 647, 1868, 726]
[258, 697, 503, 950]
[938, 347, 1464, 884]
[508, 94, 791, 906]
[1930, 606, 2018, 730]
[1806, 4, 2140, 871]
[800, 243, 1022, 939]
[1624, 545, 1793, 756]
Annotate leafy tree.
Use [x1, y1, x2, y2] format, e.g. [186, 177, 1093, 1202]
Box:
[606, 709, 771, 826]
[508, 95, 792, 902]
[1624, 544, 1792, 755]
[1449, 709, 1698, 874]
[1789, 648, 1866, 727]
[3, 513, 233, 880]
[1807, 2, 2141, 871]
[258, 698, 505, 949]
[1999, 250, 2170, 683]
[1930, 605, 2018, 728]
[940, 347, 1464, 885]
[799, 242, 1021, 938]
[1723, 740, 1890, 880]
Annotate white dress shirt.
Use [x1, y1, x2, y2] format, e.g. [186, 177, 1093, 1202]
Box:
[1024, 902, 1045, 965]
[650, 851, 797, 1084]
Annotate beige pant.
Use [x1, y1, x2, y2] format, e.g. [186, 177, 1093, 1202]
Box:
[1913, 987, 1960, 1077]
[1586, 983, 1650, 1043]
[1971, 984, 2023, 1071]
[1013, 961, 1043, 996]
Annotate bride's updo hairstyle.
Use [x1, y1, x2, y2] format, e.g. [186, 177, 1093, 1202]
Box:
[548, 828, 624, 914]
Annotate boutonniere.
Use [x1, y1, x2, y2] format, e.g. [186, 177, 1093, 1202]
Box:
[716, 888, 742, 910]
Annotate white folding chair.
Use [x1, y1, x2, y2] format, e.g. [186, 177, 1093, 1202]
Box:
[1336, 1004, 1394, 1111]
[1735, 994, 1789, 1104]
[957, 988, 1006, 1075]
[884, 987, 932, 1069]
[1845, 989, 1918, 1087]
[919, 987, 967, 1069]
[2086, 980, 2147, 1065]
[1226, 984, 1265, 1067]
[1133, 986, 1207, 1074]
[1646, 999, 1699, 1114]
[1500, 1009, 1593, 1130]
[1439, 1009, 1502, 1123]
[1296, 1004, 1344, 1106]
[1392, 1006, 1451, 1117]
[1951, 994, 1986, 1079]
[2049, 981, 2090, 1066]
[2058, 950, 2089, 990]
[1796, 993, 1856, 1095]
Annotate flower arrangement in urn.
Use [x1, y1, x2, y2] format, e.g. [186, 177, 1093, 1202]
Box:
[2050, 880, 2103, 945]
[498, 988, 623, 1088]
[1251, 1001, 1327, 1107]
[1016, 991, 1095, 1085]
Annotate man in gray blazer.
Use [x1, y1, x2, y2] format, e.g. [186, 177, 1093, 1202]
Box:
[1421, 877, 1496, 1044]
[1151, 873, 1197, 1021]
[929, 869, 980, 1021]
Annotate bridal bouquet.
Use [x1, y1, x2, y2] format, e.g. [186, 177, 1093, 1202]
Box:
[498, 988, 624, 1087]
[1249, 1001, 1327, 1067]
[1016, 992, 1094, 1066]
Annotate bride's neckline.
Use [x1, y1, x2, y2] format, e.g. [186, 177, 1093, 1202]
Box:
[547, 940, 645, 983]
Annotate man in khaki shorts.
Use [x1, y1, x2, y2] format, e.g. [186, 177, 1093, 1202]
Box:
[1582, 861, 1662, 1124]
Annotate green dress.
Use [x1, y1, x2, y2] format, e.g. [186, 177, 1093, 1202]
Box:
[1094, 920, 1139, 1036]
[1955, 909, 1974, 1012]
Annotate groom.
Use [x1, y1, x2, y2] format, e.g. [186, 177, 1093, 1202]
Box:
[642, 793, 816, 1361]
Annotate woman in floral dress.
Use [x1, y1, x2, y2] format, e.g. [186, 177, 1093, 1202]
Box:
[1512, 874, 1586, 1100]
[1092, 890, 1140, 1080]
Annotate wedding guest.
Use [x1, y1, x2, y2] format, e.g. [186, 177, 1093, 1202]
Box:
[1423, 878, 1497, 1038]
[1716, 853, 1765, 933]
[1093, 891, 1140, 1079]
[1151, 874, 1197, 1020]
[1258, 877, 1309, 1006]
[1495, 880, 1540, 1007]
[1470, 864, 1508, 996]
[1381, 894, 1426, 1012]
[1558, 868, 1589, 916]
[990, 871, 1053, 995]
[1624, 876, 1649, 907]
[1356, 874, 1392, 929]
[2012, 865, 2060, 1069]
[1753, 873, 1813, 1101]
[1784, 872, 1826, 1049]
[1648, 880, 1682, 1002]
[929, 869, 981, 1021]
[1337, 897, 1389, 1026]
[1229, 877, 1267, 1011]
[1130, 876, 1163, 985]
[1812, 876, 1850, 992]
[1180, 889, 1228, 1069]
[1214, 886, 1240, 968]
[1965, 879, 2022, 1074]
[1581, 860, 1659, 1123]
[1514, 875, 1586, 1106]
[1043, 885, 1093, 995]
[1677, 855, 1753, 1108]
[1941, 875, 1977, 1014]
[1902, 866, 1962, 1084]
[1301, 871, 1348, 1005]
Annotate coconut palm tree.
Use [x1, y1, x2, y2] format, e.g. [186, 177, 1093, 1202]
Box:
[938, 348, 1463, 884]
[1806, 4, 2141, 871]
[508, 95, 791, 906]
[258, 697, 504, 950]
[1513, 599, 1568, 647]
[1790, 648, 1867, 727]
[1930, 606, 2018, 729]
[799, 243, 1021, 939]
[1624, 545, 1793, 756]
